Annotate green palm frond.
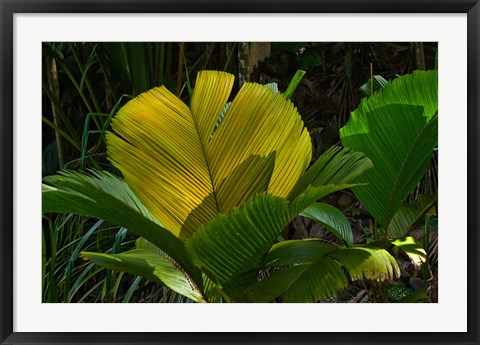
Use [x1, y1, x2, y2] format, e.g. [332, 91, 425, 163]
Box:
[82, 250, 205, 303]
[82, 237, 205, 302]
[368, 236, 427, 267]
[353, 70, 437, 120]
[247, 239, 399, 303]
[388, 195, 436, 238]
[43, 70, 377, 302]
[340, 70, 438, 235]
[359, 75, 389, 97]
[42, 170, 200, 282]
[107, 71, 311, 240]
[186, 193, 290, 289]
[301, 202, 354, 246]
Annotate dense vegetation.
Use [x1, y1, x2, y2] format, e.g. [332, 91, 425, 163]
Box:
[42, 42, 437, 303]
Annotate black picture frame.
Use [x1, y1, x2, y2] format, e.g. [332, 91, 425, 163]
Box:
[1, 1, 479, 344]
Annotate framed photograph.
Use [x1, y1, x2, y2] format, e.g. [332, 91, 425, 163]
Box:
[1, 0, 479, 344]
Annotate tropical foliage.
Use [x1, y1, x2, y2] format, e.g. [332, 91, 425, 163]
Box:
[340, 70, 438, 239]
[42, 42, 438, 303]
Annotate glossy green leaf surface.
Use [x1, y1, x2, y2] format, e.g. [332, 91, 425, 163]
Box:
[388, 195, 436, 238]
[289, 146, 372, 201]
[359, 75, 389, 97]
[43, 70, 382, 303]
[42, 170, 200, 283]
[368, 236, 427, 267]
[330, 246, 399, 281]
[247, 239, 398, 303]
[82, 249, 205, 302]
[186, 193, 291, 287]
[301, 202, 354, 246]
[248, 256, 347, 303]
[340, 70, 437, 234]
[184, 146, 370, 293]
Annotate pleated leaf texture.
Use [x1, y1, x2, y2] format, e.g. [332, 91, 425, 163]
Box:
[340, 69, 437, 234]
[107, 70, 312, 240]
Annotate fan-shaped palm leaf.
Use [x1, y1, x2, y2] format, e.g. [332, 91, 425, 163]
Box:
[246, 239, 400, 303]
[82, 237, 205, 302]
[185, 146, 371, 291]
[43, 70, 375, 302]
[340, 70, 437, 235]
[107, 70, 311, 240]
[388, 194, 436, 238]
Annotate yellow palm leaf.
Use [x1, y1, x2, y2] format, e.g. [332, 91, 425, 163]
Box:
[107, 71, 311, 239]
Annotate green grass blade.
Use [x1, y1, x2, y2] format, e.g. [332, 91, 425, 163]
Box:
[122, 276, 143, 303]
[127, 42, 150, 95]
[71, 45, 103, 114]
